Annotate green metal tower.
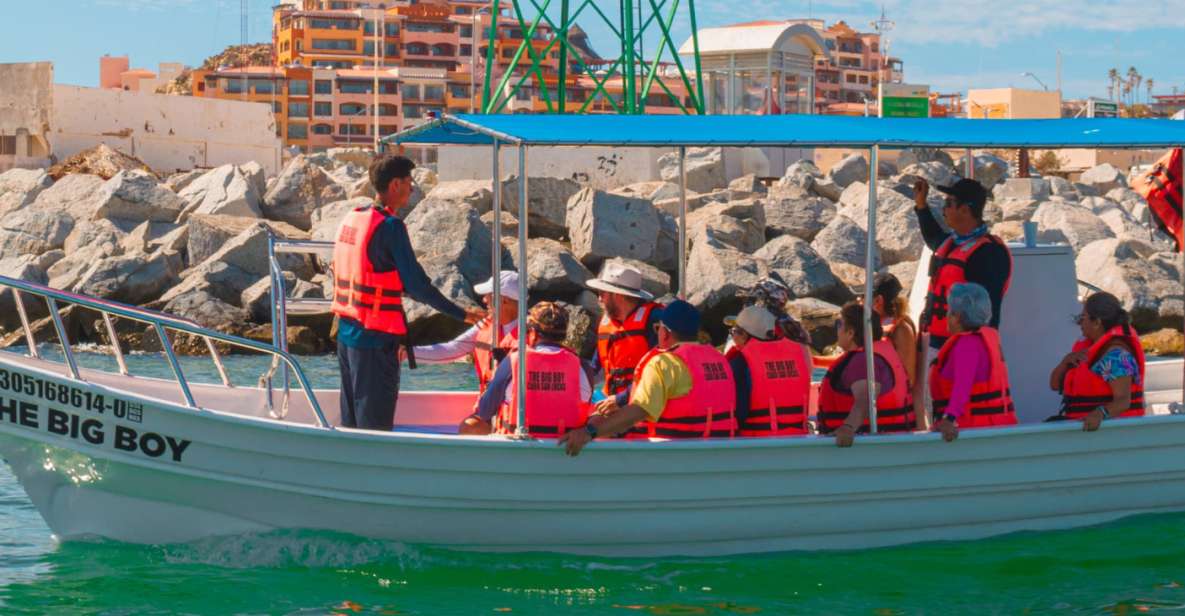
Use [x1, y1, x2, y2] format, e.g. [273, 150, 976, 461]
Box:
[479, 0, 705, 115]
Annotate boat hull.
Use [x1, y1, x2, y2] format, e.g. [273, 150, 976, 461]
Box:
[1, 355, 1184, 557]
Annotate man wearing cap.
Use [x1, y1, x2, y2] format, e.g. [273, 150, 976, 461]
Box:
[560, 300, 737, 456]
[725, 305, 813, 437]
[586, 262, 663, 405]
[914, 178, 1012, 351]
[463, 302, 591, 436]
[332, 154, 484, 432]
[411, 270, 520, 393]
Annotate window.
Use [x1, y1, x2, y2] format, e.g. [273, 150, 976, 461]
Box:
[430, 43, 455, 57]
[312, 123, 333, 135]
[315, 79, 332, 94]
[273, 101, 282, 113]
[846, 74, 858, 83]
[424, 85, 444, 100]
[460, 44, 472, 57]
[380, 124, 399, 135]
[311, 39, 355, 51]
[224, 79, 244, 94]
[313, 60, 353, 69]
[364, 20, 375, 35]
[339, 124, 367, 135]
[363, 41, 375, 56]
[403, 105, 422, 119]
[289, 80, 310, 95]
[401, 84, 421, 99]
[449, 84, 470, 98]
[515, 87, 531, 101]
[456, 6, 471, 14]
[406, 43, 429, 56]
[340, 102, 367, 115]
[314, 101, 333, 116]
[0, 135, 15, 156]
[385, 43, 399, 57]
[339, 80, 373, 94]
[288, 102, 310, 118]
[310, 18, 358, 30]
[378, 103, 398, 116]
[252, 80, 274, 94]
[385, 22, 399, 36]
[288, 123, 308, 139]
[460, 25, 473, 37]
[502, 48, 515, 59]
[406, 22, 452, 33]
[858, 75, 869, 84]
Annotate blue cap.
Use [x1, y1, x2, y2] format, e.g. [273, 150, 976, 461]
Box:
[656, 299, 700, 339]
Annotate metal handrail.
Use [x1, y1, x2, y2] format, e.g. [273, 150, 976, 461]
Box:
[0, 274, 331, 429]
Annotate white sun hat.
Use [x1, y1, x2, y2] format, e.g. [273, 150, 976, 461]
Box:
[585, 261, 654, 301]
[474, 270, 520, 301]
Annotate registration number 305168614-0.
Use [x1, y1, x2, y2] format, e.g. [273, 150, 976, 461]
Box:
[0, 367, 140, 418]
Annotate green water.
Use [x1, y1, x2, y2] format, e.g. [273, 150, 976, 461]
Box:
[1, 348, 1184, 614]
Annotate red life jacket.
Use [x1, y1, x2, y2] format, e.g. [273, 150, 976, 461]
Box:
[817, 339, 914, 433]
[929, 327, 1018, 428]
[596, 302, 660, 396]
[1132, 148, 1183, 252]
[921, 234, 1012, 345]
[737, 338, 811, 436]
[626, 343, 737, 439]
[1059, 325, 1146, 419]
[473, 318, 519, 393]
[494, 346, 589, 437]
[331, 206, 407, 335]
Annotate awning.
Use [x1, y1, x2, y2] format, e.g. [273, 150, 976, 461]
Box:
[385, 114, 1185, 149]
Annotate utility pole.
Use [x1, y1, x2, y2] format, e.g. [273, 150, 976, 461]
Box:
[1056, 50, 1062, 95]
[240, 0, 248, 101]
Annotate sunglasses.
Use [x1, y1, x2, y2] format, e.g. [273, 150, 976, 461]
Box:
[1072, 313, 1090, 325]
[729, 326, 747, 338]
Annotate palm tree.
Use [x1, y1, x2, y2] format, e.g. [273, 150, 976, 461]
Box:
[1108, 68, 1120, 101]
[1127, 66, 1139, 107]
[1146, 78, 1155, 108]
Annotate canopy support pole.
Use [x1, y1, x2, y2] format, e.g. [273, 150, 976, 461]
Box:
[514, 144, 530, 438]
[678, 145, 688, 298]
[965, 148, 975, 179]
[865, 146, 880, 434]
[1180, 147, 1184, 411]
[490, 139, 502, 379]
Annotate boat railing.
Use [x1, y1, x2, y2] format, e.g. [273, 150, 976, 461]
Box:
[266, 235, 336, 418]
[0, 274, 331, 429]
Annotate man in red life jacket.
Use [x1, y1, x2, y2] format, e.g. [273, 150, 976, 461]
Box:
[914, 177, 1013, 408]
[560, 300, 737, 456]
[462, 302, 591, 436]
[586, 262, 663, 410]
[412, 270, 520, 393]
[333, 155, 483, 431]
[724, 305, 812, 437]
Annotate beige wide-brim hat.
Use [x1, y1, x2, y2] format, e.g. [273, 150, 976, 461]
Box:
[586, 261, 654, 301]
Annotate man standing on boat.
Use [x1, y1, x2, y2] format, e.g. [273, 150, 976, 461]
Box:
[332, 154, 483, 431]
[914, 178, 1012, 427]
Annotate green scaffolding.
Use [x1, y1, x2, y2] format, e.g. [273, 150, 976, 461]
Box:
[480, 0, 705, 115]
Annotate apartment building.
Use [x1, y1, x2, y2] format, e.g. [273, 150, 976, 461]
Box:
[799, 20, 903, 114]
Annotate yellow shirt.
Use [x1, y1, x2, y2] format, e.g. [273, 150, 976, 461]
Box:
[629, 350, 694, 420]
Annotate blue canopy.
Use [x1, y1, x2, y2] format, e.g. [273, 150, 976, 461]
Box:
[385, 113, 1185, 149]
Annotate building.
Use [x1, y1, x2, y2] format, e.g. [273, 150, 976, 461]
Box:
[191, 0, 684, 151]
[1, 61, 282, 174]
[99, 55, 185, 93]
[678, 18, 903, 116]
[967, 87, 1061, 119]
[1151, 93, 1185, 117]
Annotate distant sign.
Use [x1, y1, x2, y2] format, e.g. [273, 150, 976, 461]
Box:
[969, 102, 1010, 119]
[879, 83, 930, 118]
[1087, 98, 1119, 118]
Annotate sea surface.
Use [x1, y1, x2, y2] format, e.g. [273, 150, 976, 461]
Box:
[1, 347, 1184, 615]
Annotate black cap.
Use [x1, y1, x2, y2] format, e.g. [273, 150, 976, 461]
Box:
[655, 299, 701, 339]
[935, 178, 988, 212]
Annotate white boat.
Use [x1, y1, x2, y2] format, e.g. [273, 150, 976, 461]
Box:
[1, 114, 1184, 557]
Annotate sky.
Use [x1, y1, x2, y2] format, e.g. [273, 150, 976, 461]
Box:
[3, 0, 1185, 101]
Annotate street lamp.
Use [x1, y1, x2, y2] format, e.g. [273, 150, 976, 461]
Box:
[1021, 72, 1048, 91]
